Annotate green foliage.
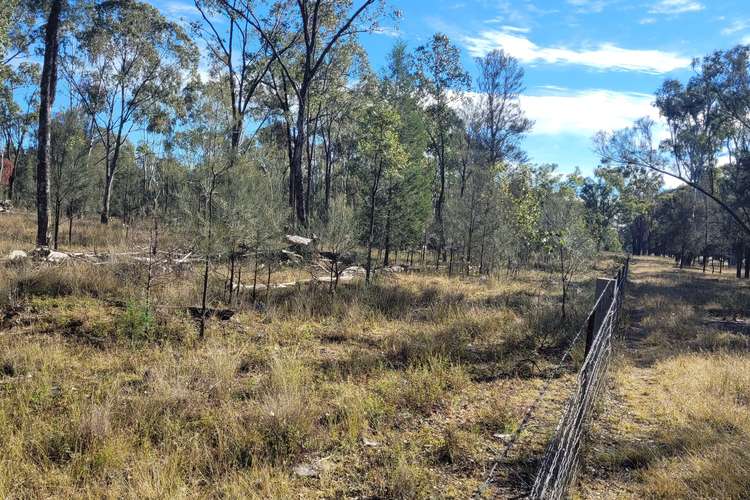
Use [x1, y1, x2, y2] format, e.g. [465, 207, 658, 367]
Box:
[580, 177, 619, 251]
[0, 1, 16, 62]
[116, 300, 155, 344]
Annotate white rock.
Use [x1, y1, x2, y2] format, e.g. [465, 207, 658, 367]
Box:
[46, 251, 70, 263]
[285, 234, 314, 246]
[342, 266, 366, 277]
[292, 464, 319, 478]
[493, 433, 513, 441]
[8, 250, 28, 261]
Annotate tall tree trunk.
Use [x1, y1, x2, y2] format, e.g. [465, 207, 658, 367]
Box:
[67, 205, 73, 244]
[53, 199, 61, 250]
[199, 180, 215, 340]
[322, 126, 333, 220]
[252, 246, 259, 303]
[383, 186, 392, 267]
[101, 118, 125, 224]
[465, 188, 476, 275]
[737, 241, 744, 279]
[290, 91, 308, 226]
[101, 167, 115, 224]
[286, 123, 295, 209]
[745, 246, 750, 279]
[230, 117, 243, 159]
[365, 167, 382, 285]
[436, 137, 446, 259]
[36, 0, 63, 247]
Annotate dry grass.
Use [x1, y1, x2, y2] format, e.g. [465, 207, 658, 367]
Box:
[577, 256, 750, 499]
[0, 211, 621, 498]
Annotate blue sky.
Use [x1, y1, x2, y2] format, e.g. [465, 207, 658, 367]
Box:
[154, 0, 750, 177]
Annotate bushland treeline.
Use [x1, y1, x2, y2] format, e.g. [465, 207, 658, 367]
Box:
[1, 0, 749, 280]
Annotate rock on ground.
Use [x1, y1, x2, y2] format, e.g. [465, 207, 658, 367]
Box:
[46, 251, 70, 263]
[8, 250, 28, 261]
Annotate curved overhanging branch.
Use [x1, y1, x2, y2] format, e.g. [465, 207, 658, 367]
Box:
[627, 158, 750, 238]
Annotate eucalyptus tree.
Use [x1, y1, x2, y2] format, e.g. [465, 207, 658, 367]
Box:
[539, 182, 596, 321]
[701, 47, 750, 271]
[580, 176, 619, 251]
[0, 2, 15, 63]
[415, 33, 471, 257]
[0, 62, 38, 200]
[317, 64, 360, 219]
[597, 117, 750, 237]
[36, 0, 65, 246]
[497, 163, 543, 271]
[379, 42, 431, 267]
[355, 101, 407, 284]
[596, 45, 750, 242]
[594, 166, 661, 255]
[225, 0, 386, 227]
[177, 81, 235, 339]
[0, 0, 39, 75]
[306, 43, 372, 220]
[49, 109, 89, 249]
[192, 0, 288, 158]
[66, 0, 196, 224]
[475, 49, 532, 168]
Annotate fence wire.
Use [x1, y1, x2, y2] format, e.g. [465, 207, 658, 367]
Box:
[476, 259, 629, 499]
[530, 260, 629, 499]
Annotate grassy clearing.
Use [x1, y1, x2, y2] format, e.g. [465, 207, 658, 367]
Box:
[577, 256, 750, 499]
[0, 212, 622, 497]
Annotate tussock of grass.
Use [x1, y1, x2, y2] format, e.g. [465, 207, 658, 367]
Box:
[2, 263, 124, 304]
[376, 356, 469, 414]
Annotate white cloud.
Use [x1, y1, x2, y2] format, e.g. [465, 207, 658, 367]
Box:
[164, 1, 200, 17]
[500, 25, 530, 33]
[518, 88, 660, 136]
[648, 0, 704, 15]
[373, 26, 401, 37]
[722, 20, 750, 36]
[743, 35, 750, 45]
[463, 30, 691, 74]
[566, 0, 608, 14]
[662, 175, 685, 189]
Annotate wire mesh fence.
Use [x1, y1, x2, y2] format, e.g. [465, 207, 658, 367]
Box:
[529, 258, 630, 499]
[475, 259, 631, 499]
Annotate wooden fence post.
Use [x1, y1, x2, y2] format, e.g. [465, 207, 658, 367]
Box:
[585, 278, 615, 357]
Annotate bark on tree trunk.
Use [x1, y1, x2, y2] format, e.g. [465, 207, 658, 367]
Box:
[465, 203, 475, 276]
[737, 242, 744, 279]
[53, 199, 61, 250]
[365, 166, 382, 285]
[101, 165, 115, 224]
[383, 186, 392, 267]
[252, 247, 259, 303]
[199, 180, 215, 340]
[36, 0, 63, 247]
[68, 207, 73, 244]
[290, 91, 308, 227]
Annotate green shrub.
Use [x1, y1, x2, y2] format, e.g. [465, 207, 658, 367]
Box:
[116, 300, 155, 344]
